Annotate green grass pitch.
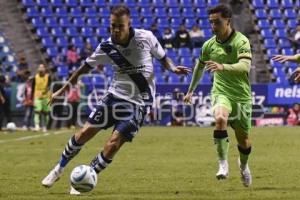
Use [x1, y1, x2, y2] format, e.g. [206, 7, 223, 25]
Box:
[0, 126, 300, 200]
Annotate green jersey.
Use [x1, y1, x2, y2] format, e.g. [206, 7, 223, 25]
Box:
[200, 31, 252, 102]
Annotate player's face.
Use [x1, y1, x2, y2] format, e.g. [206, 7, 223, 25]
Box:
[110, 14, 131, 44]
[209, 13, 230, 37]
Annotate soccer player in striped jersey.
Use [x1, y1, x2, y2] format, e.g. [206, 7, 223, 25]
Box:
[184, 4, 253, 187]
[42, 5, 190, 195]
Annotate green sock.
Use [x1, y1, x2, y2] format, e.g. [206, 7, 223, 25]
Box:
[34, 113, 40, 126]
[214, 130, 229, 160]
[238, 145, 251, 165]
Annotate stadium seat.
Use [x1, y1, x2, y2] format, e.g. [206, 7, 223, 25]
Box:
[258, 20, 271, 29]
[266, 48, 279, 58]
[84, 7, 97, 17]
[130, 8, 139, 17]
[272, 19, 285, 29]
[198, 19, 210, 28]
[152, 0, 165, 8]
[70, 7, 82, 17]
[137, 0, 151, 7]
[65, 0, 78, 7]
[140, 8, 153, 17]
[81, 27, 94, 37]
[165, 0, 179, 8]
[157, 18, 169, 27]
[132, 18, 142, 27]
[207, 0, 219, 6]
[203, 29, 212, 38]
[57, 66, 69, 78]
[59, 17, 71, 28]
[165, 48, 177, 58]
[193, 0, 206, 7]
[287, 19, 297, 29]
[180, 57, 194, 67]
[170, 18, 182, 27]
[182, 8, 195, 18]
[278, 38, 291, 48]
[41, 7, 54, 17]
[195, 8, 208, 18]
[42, 37, 55, 47]
[110, 0, 122, 4]
[31, 17, 44, 27]
[26, 7, 39, 18]
[178, 48, 191, 57]
[51, 0, 64, 7]
[51, 27, 64, 37]
[275, 29, 287, 39]
[56, 37, 69, 47]
[281, 48, 294, 55]
[55, 7, 68, 17]
[36, 0, 49, 7]
[284, 9, 296, 19]
[47, 47, 58, 57]
[73, 17, 85, 27]
[142, 17, 154, 27]
[168, 8, 181, 18]
[71, 37, 84, 48]
[184, 18, 196, 29]
[266, 0, 279, 9]
[99, 8, 110, 17]
[101, 18, 110, 27]
[80, 0, 93, 7]
[252, 0, 264, 8]
[87, 18, 100, 28]
[179, 0, 193, 7]
[96, 28, 108, 38]
[123, 0, 136, 7]
[22, 0, 35, 7]
[192, 48, 201, 57]
[255, 9, 267, 19]
[260, 29, 273, 39]
[264, 39, 276, 48]
[269, 9, 282, 19]
[66, 27, 79, 37]
[36, 27, 49, 37]
[153, 8, 167, 18]
[86, 37, 99, 48]
[95, 0, 106, 7]
[45, 17, 59, 27]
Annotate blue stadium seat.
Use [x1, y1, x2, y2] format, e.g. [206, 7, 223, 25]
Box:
[284, 9, 296, 19]
[255, 9, 267, 19]
[137, 0, 151, 7]
[41, 7, 53, 17]
[87, 18, 100, 28]
[132, 18, 142, 27]
[182, 8, 195, 18]
[165, 0, 179, 8]
[84, 7, 97, 17]
[57, 66, 68, 78]
[166, 48, 177, 58]
[96, 28, 108, 38]
[45, 17, 59, 27]
[193, 0, 206, 7]
[281, 48, 294, 55]
[180, 57, 194, 67]
[55, 7, 68, 17]
[252, 0, 264, 8]
[95, 0, 106, 7]
[86, 37, 99, 48]
[73, 17, 85, 27]
[142, 17, 154, 27]
[269, 9, 282, 19]
[207, 0, 219, 6]
[260, 29, 273, 39]
[59, 17, 71, 27]
[36, 27, 49, 37]
[266, 0, 279, 9]
[26, 7, 39, 17]
[81, 27, 94, 37]
[36, 0, 49, 7]
[157, 18, 169, 27]
[278, 38, 291, 48]
[178, 48, 191, 57]
[22, 0, 35, 7]
[198, 19, 210, 28]
[270, 59, 282, 68]
[70, 7, 82, 17]
[101, 18, 110, 27]
[275, 29, 287, 39]
[65, 0, 78, 7]
[192, 48, 201, 57]
[140, 8, 153, 17]
[168, 8, 181, 18]
[123, 0, 136, 7]
[264, 39, 276, 48]
[203, 29, 212, 38]
[51, 27, 64, 37]
[152, 0, 165, 7]
[258, 20, 270, 29]
[47, 47, 58, 57]
[42, 37, 55, 47]
[287, 19, 297, 29]
[266, 48, 279, 57]
[66, 27, 79, 37]
[31, 17, 44, 27]
[56, 37, 69, 47]
[170, 18, 182, 27]
[179, 0, 193, 7]
[282, 0, 293, 8]
[80, 0, 93, 7]
[195, 8, 208, 18]
[130, 8, 139, 17]
[272, 19, 285, 29]
[184, 18, 196, 29]
[153, 8, 167, 18]
[169, 73, 180, 83]
[71, 37, 84, 48]
[51, 0, 63, 7]
[99, 8, 110, 17]
[110, 0, 122, 4]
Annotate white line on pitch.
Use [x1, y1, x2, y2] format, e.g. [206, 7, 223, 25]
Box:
[0, 130, 70, 144]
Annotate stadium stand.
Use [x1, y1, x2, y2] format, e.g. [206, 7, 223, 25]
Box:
[0, 32, 18, 78]
[21, 0, 218, 84]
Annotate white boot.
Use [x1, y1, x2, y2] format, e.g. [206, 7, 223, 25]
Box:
[238, 159, 252, 187]
[216, 160, 229, 180]
[42, 164, 64, 188]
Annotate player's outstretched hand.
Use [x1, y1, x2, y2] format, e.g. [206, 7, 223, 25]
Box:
[47, 88, 65, 106]
[183, 92, 193, 104]
[272, 55, 295, 63]
[204, 61, 224, 72]
[173, 66, 192, 75]
[291, 67, 300, 83]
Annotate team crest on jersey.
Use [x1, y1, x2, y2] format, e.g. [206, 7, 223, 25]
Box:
[122, 49, 131, 56]
[137, 41, 144, 49]
[225, 46, 232, 54]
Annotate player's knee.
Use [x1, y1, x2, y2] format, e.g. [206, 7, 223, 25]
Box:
[215, 116, 227, 128]
[238, 139, 251, 149]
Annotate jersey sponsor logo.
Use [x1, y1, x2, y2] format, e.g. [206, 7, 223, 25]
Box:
[136, 41, 144, 49]
[122, 49, 131, 56]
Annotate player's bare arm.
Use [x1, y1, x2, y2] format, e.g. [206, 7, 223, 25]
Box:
[48, 63, 91, 105]
[160, 56, 191, 75]
[272, 54, 300, 63]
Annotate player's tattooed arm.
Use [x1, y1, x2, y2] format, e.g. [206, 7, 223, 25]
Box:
[159, 56, 191, 75]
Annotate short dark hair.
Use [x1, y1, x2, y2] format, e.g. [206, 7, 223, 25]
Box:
[208, 4, 232, 18]
[110, 5, 131, 17]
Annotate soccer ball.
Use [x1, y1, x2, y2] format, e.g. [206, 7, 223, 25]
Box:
[6, 122, 16, 132]
[70, 165, 98, 193]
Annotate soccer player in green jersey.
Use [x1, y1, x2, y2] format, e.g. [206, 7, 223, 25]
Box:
[184, 4, 252, 187]
[272, 54, 300, 83]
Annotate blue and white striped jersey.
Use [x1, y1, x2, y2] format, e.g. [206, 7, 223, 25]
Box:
[85, 28, 166, 106]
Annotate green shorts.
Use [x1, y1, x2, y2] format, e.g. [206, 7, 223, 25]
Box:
[211, 94, 252, 134]
[34, 98, 50, 112]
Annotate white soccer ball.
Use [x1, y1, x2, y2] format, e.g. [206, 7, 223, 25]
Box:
[6, 122, 16, 132]
[70, 165, 98, 193]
